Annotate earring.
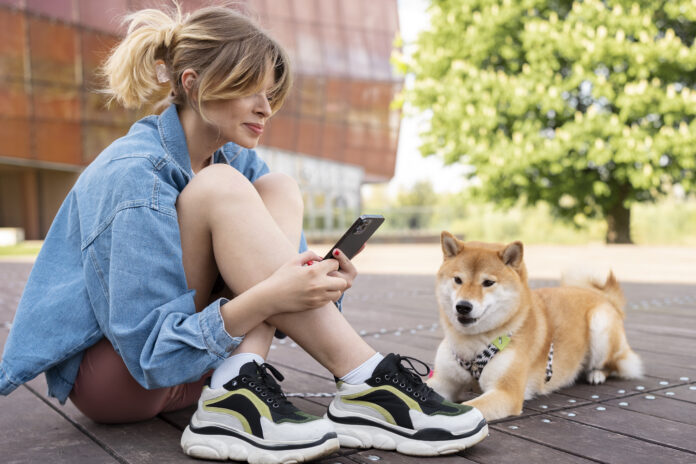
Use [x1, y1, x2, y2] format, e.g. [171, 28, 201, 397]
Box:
[155, 61, 169, 84]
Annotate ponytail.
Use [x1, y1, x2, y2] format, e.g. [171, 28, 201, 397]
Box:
[101, 5, 184, 109]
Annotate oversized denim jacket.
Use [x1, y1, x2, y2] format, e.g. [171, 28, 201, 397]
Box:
[0, 104, 311, 404]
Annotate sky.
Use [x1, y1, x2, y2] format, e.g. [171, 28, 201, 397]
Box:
[378, 0, 469, 196]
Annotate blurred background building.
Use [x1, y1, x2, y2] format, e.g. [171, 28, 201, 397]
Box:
[0, 0, 401, 240]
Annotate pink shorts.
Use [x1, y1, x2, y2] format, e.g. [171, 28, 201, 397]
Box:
[69, 338, 210, 424]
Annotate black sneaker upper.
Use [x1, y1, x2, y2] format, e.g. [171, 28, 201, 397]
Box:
[203, 361, 318, 438]
[365, 353, 472, 418]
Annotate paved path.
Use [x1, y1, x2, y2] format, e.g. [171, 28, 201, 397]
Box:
[1, 243, 696, 463]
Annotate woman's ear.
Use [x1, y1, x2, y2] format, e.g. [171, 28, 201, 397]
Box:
[180, 68, 198, 95]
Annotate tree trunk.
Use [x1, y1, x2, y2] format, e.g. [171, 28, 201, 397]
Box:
[605, 201, 632, 244]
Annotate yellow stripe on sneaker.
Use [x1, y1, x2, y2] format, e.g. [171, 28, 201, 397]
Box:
[340, 385, 422, 425]
[202, 406, 253, 435]
[203, 389, 273, 422]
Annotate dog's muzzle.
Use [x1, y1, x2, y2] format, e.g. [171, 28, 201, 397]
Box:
[455, 300, 477, 325]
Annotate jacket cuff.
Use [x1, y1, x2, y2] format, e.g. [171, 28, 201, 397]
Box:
[199, 298, 243, 359]
[0, 361, 19, 395]
[334, 294, 344, 312]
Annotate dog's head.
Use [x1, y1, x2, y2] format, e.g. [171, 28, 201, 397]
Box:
[436, 231, 529, 335]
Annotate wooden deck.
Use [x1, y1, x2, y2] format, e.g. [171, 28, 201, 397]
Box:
[1, 260, 695, 463]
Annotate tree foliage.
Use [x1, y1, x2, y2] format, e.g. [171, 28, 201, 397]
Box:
[399, 0, 696, 243]
[394, 180, 438, 229]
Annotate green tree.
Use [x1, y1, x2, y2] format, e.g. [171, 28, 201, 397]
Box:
[399, 0, 696, 243]
[395, 180, 438, 229]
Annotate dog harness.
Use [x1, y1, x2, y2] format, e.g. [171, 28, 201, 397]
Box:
[453, 334, 554, 383]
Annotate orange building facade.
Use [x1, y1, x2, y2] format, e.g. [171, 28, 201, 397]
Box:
[0, 0, 401, 239]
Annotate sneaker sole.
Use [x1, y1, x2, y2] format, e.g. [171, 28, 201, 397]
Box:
[181, 424, 339, 464]
[326, 408, 488, 456]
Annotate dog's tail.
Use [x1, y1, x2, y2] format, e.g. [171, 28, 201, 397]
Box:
[561, 267, 626, 316]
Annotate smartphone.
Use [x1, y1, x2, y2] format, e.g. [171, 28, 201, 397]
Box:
[324, 214, 385, 260]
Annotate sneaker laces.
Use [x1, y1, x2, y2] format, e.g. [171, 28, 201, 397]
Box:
[391, 355, 434, 400]
[245, 362, 293, 409]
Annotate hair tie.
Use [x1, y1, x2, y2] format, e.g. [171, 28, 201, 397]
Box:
[155, 61, 169, 83]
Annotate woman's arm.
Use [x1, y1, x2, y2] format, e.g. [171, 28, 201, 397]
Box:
[218, 250, 346, 336]
[101, 205, 348, 389]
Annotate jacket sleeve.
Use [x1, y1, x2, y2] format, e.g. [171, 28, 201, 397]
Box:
[225, 145, 270, 182]
[99, 205, 242, 389]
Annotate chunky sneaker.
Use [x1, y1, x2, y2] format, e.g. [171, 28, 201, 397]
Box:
[181, 361, 339, 463]
[326, 353, 488, 456]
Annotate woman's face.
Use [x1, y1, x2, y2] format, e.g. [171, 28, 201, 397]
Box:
[201, 72, 275, 149]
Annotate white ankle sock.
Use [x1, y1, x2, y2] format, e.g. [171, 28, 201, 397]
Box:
[340, 352, 384, 385]
[211, 353, 265, 389]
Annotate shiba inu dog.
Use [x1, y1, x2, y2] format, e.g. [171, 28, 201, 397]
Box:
[427, 232, 643, 421]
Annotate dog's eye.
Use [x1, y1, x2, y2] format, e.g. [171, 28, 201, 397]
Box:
[454, 276, 462, 285]
[482, 279, 496, 287]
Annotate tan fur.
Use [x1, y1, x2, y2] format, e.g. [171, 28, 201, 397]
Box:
[428, 232, 643, 421]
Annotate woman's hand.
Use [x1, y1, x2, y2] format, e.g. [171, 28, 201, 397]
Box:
[259, 250, 348, 314]
[327, 248, 360, 292]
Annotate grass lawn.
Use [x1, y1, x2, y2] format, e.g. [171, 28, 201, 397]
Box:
[0, 242, 42, 257]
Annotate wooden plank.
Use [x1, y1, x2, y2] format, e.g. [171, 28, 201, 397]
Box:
[346, 449, 478, 464]
[375, 328, 445, 351]
[158, 406, 195, 431]
[523, 392, 591, 413]
[315, 456, 362, 464]
[0, 386, 118, 464]
[559, 376, 685, 401]
[603, 394, 696, 426]
[627, 309, 694, 329]
[627, 321, 696, 339]
[0, 263, 30, 323]
[26, 376, 201, 464]
[274, 364, 337, 394]
[0, 325, 8, 347]
[653, 384, 696, 403]
[491, 414, 695, 464]
[626, 330, 696, 354]
[634, 349, 696, 370]
[619, 282, 696, 303]
[551, 403, 696, 454]
[463, 428, 595, 463]
[634, 351, 696, 379]
[341, 310, 439, 337]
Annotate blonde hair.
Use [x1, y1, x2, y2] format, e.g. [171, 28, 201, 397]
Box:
[101, 3, 291, 116]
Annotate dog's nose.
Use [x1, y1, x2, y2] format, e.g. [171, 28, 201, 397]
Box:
[456, 301, 473, 314]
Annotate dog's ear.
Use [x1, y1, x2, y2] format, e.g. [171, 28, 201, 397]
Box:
[500, 241, 524, 268]
[441, 231, 461, 258]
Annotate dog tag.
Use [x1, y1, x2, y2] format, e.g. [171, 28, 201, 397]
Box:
[492, 335, 511, 351]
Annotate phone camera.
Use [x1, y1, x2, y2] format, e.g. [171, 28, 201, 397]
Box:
[355, 220, 370, 234]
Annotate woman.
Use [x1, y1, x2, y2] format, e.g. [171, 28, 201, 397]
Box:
[0, 4, 486, 463]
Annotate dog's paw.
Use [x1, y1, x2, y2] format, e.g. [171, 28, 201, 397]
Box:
[587, 369, 607, 384]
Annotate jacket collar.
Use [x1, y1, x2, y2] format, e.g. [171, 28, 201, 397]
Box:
[157, 104, 194, 179]
[157, 103, 237, 175]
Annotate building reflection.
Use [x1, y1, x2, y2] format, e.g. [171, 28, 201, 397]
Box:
[0, 0, 402, 239]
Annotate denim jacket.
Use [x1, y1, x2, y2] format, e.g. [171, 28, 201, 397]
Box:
[0, 104, 312, 404]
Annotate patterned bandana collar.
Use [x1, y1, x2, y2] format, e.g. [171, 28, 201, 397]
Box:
[452, 334, 554, 383]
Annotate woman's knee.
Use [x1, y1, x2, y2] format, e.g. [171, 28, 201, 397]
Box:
[254, 173, 304, 215]
[179, 164, 258, 209]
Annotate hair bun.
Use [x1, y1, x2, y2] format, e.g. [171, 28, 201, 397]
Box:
[158, 21, 181, 49]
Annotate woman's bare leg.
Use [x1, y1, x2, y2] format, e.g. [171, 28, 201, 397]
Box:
[177, 165, 375, 377]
